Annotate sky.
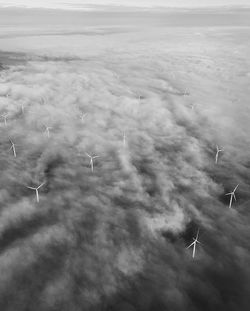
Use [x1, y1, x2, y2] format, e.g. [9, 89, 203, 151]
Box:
[0, 0, 249, 9]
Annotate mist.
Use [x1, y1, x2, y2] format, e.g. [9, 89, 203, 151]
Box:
[0, 7, 250, 311]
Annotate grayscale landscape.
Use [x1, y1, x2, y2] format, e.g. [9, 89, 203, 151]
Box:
[0, 3, 250, 311]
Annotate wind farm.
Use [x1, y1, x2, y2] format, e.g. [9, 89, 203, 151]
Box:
[0, 3, 250, 311]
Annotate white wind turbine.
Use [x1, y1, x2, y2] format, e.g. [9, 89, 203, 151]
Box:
[190, 103, 195, 110]
[9, 139, 17, 157]
[41, 97, 47, 105]
[26, 182, 45, 203]
[20, 103, 25, 114]
[225, 184, 239, 209]
[215, 145, 223, 164]
[44, 125, 53, 138]
[80, 112, 87, 122]
[123, 131, 126, 147]
[85, 152, 99, 172]
[186, 229, 201, 259]
[183, 88, 190, 96]
[1, 113, 8, 126]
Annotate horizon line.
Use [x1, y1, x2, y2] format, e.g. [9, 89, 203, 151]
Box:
[1, 4, 250, 12]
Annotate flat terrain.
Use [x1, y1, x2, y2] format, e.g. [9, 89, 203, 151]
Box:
[0, 8, 250, 311]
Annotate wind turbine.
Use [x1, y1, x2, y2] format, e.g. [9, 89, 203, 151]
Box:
[186, 229, 201, 259]
[189, 103, 195, 110]
[225, 184, 239, 209]
[80, 112, 87, 122]
[20, 103, 25, 114]
[9, 139, 17, 157]
[85, 153, 99, 172]
[44, 125, 53, 138]
[183, 88, 190, 96]
[123, 131, 126, 147]
[41, 97, 46, 105]
[215, 145, 223, 164]
[26, 182, 45, 203]
[1, 113, 8, 126]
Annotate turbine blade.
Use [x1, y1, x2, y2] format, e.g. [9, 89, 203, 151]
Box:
[196, 229, 200, 240]
[234, 184, 239, 191]
[186, 242, 195, 249]
[38, 182, 45, 189]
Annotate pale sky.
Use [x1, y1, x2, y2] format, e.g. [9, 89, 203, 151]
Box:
[0, 0, 249, 9]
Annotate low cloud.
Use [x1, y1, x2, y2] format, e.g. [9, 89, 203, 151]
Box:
[0, 52, 249, 311]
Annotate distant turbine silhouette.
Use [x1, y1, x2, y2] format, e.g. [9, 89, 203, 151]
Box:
[123, 131, 126, 147]
[1, 113, 8, 126]
[86, 153, 99, 172]
[215, 145, 223, 164]
[186, 229, 201, 259]
[225, 184, 239, 209]
[44, 126, 53, 138]
[183, 88, 190, 96]
[9, 139, 17, 157]
[80, 112, 87, 122]
[20, 103, 25, 114]
[26, 182, 45, 203]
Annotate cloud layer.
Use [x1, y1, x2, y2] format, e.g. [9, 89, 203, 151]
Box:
[0, 42, 250, 311]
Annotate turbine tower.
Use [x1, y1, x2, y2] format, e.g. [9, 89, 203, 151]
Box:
[123, 131, 126, 147]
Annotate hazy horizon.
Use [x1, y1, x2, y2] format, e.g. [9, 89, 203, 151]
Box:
[0, 0, 250, 10]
